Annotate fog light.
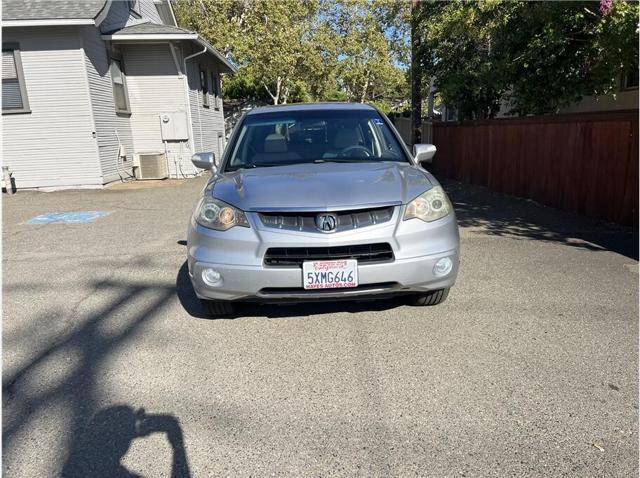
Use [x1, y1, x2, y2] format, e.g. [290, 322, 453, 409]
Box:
[433, 257, 453, 277]
[202, 268, 223, 286]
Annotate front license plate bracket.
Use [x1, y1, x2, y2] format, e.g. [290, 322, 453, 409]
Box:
[302, 259, 358, 290]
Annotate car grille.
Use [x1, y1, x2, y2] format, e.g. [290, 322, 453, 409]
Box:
[258, 206, 394, 233]
[264, 243, 394, 267]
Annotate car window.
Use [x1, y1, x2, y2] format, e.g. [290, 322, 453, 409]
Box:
[225, 109, 409, 171]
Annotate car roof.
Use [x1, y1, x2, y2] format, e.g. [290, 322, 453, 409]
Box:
[246, 102, 378, 116]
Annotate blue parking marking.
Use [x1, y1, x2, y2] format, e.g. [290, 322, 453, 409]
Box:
[26, 211, 112, 225]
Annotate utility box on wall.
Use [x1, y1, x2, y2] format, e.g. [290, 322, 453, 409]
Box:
[159, 112, 189, 141]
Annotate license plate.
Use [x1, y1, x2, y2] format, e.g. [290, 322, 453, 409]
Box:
[302, 259, 358, 290]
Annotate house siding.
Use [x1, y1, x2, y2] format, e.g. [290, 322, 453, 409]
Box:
[122, 43, 195, 177]
[184, 44, 226, 162]
[559, 89, 639, 114]
[2, 27, 102, 188]
[80, 26, 135, 183]
[495, 88, 639, 118]
[139, 0, 163, 24]
[100, 0, 163, 33]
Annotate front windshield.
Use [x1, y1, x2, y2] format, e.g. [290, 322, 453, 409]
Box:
[224, 109, 409, 171]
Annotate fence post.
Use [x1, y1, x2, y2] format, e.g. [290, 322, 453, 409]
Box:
[421, 121, 433, 144]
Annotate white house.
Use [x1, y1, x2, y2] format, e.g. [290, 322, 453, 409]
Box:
[2, 0, 237, 189]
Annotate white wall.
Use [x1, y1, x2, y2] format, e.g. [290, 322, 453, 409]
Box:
[559, 89, 638, 114]
[496, 88, 639, 118]
[183, 43, 227, 163]
[122, 43, 195, 177]
[2, 27, 102, 188]
[81, 26, 135, 183]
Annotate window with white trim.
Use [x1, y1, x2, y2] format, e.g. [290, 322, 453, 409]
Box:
[2, 44, 30, 114]
[622, 67, 639, 90]
[211, 72, 220, 110]
[200, 68, 209, 107]
[110, 58, 131, 114]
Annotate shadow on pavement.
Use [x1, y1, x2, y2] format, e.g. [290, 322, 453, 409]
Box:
[62, 405, 190, 478]
[442, 179, 639, 260]
[176, 261, 208, 319]
[247, 296, 409, 319]
[2, 277, 182, 476]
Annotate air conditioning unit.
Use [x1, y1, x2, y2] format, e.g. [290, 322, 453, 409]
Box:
[134, 152, 168, 180]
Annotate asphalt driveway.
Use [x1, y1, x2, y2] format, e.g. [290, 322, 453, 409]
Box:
[2, 175, 638, 477]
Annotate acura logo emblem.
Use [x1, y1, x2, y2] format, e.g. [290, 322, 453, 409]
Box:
[316, 213, 337, 232]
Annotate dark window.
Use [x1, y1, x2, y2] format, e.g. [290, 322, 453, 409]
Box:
[2, 44, 30, 114]
[211, 73, 220, 109]
[200, 68, 209, 107]
[111, 58, 130, 114]
[622, 67, 639, 90]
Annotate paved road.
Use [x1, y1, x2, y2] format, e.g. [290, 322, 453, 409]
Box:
[3, 176, 638, 477]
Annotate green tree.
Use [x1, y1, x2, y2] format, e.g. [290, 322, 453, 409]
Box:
[174, 0, 409, 106]
[175, 0, 321, 104]
[322, 0, 409, 105]
[417, 0, 639, 119]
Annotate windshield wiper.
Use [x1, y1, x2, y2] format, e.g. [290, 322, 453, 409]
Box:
[228, 159, 375, 171]
[226, 164, 274, 171]
[312, 158, 372, 163]
[244, 162, 299, 169]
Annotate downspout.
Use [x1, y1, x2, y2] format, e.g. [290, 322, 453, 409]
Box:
[182, 44, 207, 155]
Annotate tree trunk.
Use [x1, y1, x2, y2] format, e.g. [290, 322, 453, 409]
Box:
[426, 76, 435, 119]
[410, 0, 422, 146]
[360, 72, 370, 103]
[263, 76, 283, 105]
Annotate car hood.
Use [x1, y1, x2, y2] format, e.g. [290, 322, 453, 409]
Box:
[208, 162, 433, 212]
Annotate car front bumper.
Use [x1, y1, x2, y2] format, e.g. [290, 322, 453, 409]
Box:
[187, 207, 460, 302]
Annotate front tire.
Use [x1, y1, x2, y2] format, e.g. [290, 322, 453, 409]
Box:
[411, 288, 449, 306]
[201, 299, 235, 318]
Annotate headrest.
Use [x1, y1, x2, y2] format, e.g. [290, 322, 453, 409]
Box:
[264, 133, 288, 153]
[333, 129, 359, 149]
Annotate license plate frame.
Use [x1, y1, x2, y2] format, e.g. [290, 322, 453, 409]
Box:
[302, 259, 358, 290]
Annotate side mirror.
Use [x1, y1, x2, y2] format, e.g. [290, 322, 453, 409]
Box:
[191, 152, 216, 171]
[413, 144, 437, 165]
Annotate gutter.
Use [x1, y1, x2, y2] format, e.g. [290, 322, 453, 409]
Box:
[168, 42, 197, 175]
[194, 36, 238, 74]
[183, 45, 208, 154]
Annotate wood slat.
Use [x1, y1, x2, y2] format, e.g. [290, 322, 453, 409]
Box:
[431, 111, 639, 226]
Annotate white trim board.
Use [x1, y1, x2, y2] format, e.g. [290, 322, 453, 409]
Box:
[3, 19, 96, 26]
[101, 33, 198, 41]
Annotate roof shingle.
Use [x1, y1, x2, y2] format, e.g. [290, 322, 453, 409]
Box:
[106, 23, 195, 36]
[2, 0, 107, 20]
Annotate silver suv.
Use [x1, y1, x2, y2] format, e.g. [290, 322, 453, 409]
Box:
[187, 103, 459, 317]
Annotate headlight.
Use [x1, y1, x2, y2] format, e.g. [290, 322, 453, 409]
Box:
[195, 196, 250, 230]
[403, 186, 451, 222]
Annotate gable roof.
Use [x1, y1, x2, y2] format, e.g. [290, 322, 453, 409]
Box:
[104, 22, 192, 36]
[102, 22, 238, 73]
[2, 0, 108, 21]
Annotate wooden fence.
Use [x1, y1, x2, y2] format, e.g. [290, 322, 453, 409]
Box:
[391, 117, 433, 145]
[429, 110, 638, 226]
